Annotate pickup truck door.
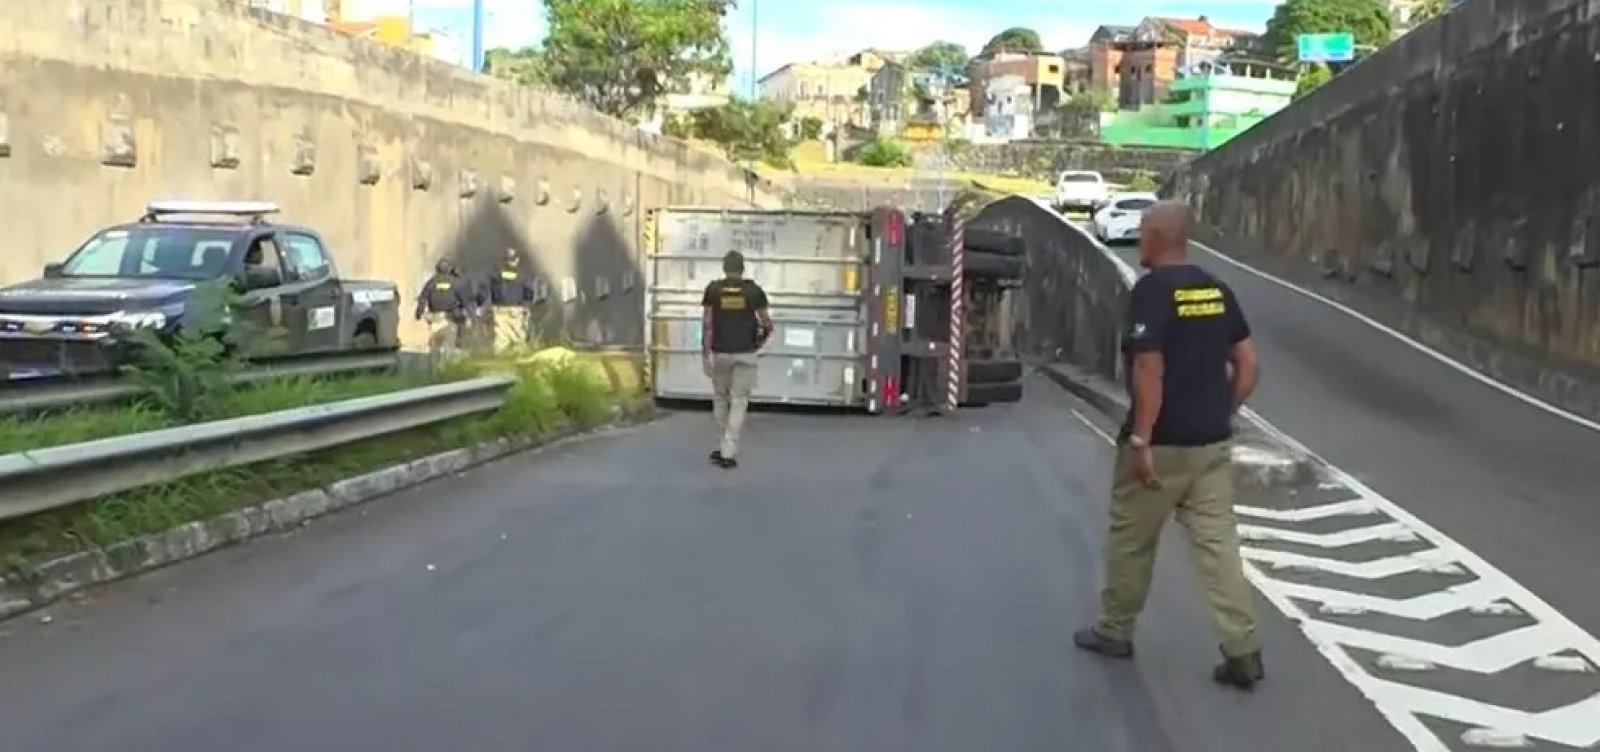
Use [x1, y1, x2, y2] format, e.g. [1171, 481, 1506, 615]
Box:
[275, 230, 343, 353]
[236, 232, 295, 355]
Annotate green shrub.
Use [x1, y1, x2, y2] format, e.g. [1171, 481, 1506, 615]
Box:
[1126, 172, 1159, 192]
[855, 139, 913, 168]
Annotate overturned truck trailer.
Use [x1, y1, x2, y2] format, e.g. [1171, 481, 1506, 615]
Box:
[643, 206, 1027, 414]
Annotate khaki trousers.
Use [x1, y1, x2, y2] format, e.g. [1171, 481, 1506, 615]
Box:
[425, 313, 461, 354]
[710, 352, 758, 458]
[1095, 441, 1259, 657]
[491, 306, 529, 352]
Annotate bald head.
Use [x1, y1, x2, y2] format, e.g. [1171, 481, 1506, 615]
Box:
[1137, 200, 1192, 266]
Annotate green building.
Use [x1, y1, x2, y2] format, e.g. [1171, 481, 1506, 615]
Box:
[1100, 58, 1297, 151]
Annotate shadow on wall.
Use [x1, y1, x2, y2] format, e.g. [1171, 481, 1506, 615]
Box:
[439, 193, 641, 349]
[967, 196, 1133, 381]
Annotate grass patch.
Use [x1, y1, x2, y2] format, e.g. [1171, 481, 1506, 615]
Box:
[0, 357, 634, 576]
[0, 371, 426, 456]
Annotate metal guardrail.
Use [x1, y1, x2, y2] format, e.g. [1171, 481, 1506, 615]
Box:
[0, 375, 515, 522]
[0, 350, 403, 415]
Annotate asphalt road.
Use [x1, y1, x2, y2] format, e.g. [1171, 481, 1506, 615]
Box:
[0, 377, 1404, 752]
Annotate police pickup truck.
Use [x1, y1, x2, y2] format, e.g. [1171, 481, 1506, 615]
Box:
[0, 200, 400, 379]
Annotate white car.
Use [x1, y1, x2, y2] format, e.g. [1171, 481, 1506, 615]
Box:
[1053, 170, 1109, 214]
[1091, 192, 1159, 244]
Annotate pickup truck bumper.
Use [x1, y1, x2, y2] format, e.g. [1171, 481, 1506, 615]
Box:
[1054, 197, 1105, 212]
[0, 335, 129, 380]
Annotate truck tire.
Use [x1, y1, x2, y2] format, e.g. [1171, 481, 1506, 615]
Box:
[962, 380, 1024, 407]
[964, 251, 1025, 280]
[967, 359, 1023, 384]
[962, 228, 1025, 256]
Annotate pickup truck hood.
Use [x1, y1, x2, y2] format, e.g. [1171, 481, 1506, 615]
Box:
[0, 278, 193, 315]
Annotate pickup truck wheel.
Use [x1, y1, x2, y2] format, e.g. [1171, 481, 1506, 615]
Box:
[964, 250, 1025, 281]
[352, 330, 378, 350]
[962, 380, 1024, 407]
[962, 228, 1025, 257]
[967, 359, 1023, 384]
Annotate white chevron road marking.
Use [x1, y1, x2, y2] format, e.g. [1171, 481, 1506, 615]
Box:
[1235, 499, 1379, 521]
[1243, 547, 1465, 578]
[1354, 679, 1600, 749]
[1260, 577, 1510, 620]
[1307, 621, 1577, 674]
[1239, 520, 1417, 546]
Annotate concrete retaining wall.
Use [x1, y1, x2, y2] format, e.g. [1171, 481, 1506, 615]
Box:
[1168, 0, 1600, 416]
[0, 0, 782, 348]
[951, 141, 1191, 184]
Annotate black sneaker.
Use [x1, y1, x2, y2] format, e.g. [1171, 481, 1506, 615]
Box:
[1212, 649, 1265, 691]
[709, 450, 725, 464]
[716, 455, 739, 469]
[1072, 627, 1134, 658]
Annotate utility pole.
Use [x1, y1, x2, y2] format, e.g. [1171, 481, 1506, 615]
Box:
[471, 0, 485, 72]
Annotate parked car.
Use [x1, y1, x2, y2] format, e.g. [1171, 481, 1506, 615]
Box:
[0, 200, 400, 379]
[1053, 170, 1110, 214]
[1091, 192, 1160, 245]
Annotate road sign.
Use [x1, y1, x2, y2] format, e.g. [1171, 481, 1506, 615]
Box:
[1297, 32, 1355, 63]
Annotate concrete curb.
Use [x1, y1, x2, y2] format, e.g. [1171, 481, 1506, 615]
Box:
[1034, 361, 1319, 489]
[0, 407, 656, 622]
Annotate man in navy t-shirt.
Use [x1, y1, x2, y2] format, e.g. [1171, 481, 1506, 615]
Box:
[1072, 200, 1266, 690]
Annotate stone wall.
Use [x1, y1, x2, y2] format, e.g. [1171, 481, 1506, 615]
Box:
[1167, 0, 1600, 417]
[948, 141, 1192, 184]
[0, 0, 782, 347]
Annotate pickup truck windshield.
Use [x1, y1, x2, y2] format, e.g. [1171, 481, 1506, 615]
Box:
[1059, 173, 1102, 183]
[59, 227, 239, 280]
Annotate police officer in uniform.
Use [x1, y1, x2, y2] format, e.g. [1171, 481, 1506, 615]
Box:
[701, 250, 772, 469]
[415, 259, 471, 355]
[1072, 201, 1266, 691]
[489, 247, 539, 352]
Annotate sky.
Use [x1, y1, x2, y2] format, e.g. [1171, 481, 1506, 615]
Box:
[408, 0, 1282, 89]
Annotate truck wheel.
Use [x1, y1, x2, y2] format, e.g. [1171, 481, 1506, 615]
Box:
[962, 228, 1025, 256]
[967, 359, 1023, 384]
[962, 381, 1023, 407]
[964, 251, 1025, 280]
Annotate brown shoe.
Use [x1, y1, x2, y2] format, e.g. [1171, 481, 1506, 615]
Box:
[1072, 627, 1134, 658]
[1212, 648, 1265, 691]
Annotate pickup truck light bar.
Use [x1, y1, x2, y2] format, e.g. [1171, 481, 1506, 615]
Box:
[141, 200, 281, 223]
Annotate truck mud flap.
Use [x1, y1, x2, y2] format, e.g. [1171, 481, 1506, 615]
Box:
[966, 359, 1023, 384]
[964, 251, 1025, 280]
[962, 228, 1025, 257]
[961, 380, 1024, 407]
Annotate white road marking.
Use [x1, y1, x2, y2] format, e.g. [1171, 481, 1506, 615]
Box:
[1271, 578, 1509, 620]
[1189, 240, 1600, 435]
[1244, 548, 1466, 578]
[1235, 499, 1378, 521]
[1238, 521, 1418, 547]
[1069, 409, 1116, 444]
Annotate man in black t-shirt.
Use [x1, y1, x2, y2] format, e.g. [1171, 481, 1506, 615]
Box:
[488, 247, 539, 352]
[701, 251, 772, 469]
[1072, 201, 1267, 691]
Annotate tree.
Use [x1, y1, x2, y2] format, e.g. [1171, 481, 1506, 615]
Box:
[798, 117, 824, 140]
[688, 98, 795, 167]
[1294, 62, 1333, 99]
[979, 27, 1044, 57]
[1260, 0, 1391, 63]
[906, 41, 969, 73]
[1057, 89, 1116, 137]
[484, 46, 547, 85]
[1408, 0, 1449, 24]
[540, 0, 735, 119]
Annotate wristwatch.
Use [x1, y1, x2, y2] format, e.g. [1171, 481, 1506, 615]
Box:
[1127, 434, 1150, 449]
